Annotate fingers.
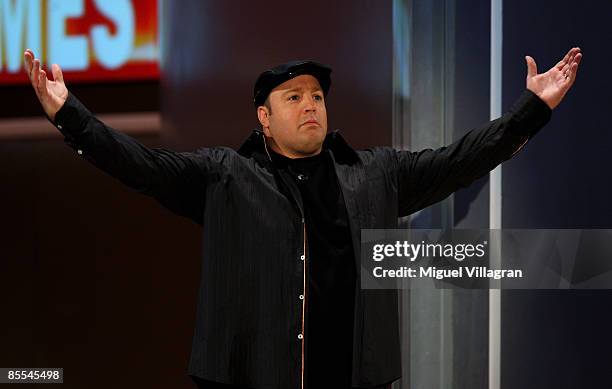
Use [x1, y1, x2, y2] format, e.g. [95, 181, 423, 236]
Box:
[25, 49, 65, 87]
[561, 49, 582, 82]
[566, 52, 582, 84]
[555, 48, 573, 70]
[24, 49, 34, 76]
[556, 47, 581, 71]
[31, 58, 41, 90]
[38, 69, 48, 97]
[560, 50, 576, 74]
[525, 56, 537, 78]
[26, 50, 43, 92]
[51, 63, 64, 84]
[573, 52, 583, 66]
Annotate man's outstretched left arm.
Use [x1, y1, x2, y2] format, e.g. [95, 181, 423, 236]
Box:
[396, 47, 582, 217]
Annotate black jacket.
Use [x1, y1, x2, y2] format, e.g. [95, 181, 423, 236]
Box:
[51, 89, 551, 389]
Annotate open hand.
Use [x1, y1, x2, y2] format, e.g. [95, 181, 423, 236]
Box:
[525, 47, 582, 110]
[23, 49, 68, 122]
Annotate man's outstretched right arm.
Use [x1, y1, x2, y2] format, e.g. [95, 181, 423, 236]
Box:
[23, 49, 216, 225]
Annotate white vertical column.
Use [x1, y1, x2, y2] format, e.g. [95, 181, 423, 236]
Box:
[489, 0, 502, 389]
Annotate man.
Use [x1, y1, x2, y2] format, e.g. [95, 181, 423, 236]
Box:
[23, 48, 581, 389]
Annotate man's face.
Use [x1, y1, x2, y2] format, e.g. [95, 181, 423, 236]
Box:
[257, 74, 328, 158]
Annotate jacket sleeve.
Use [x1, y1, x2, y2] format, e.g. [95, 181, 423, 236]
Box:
[50, 92, 221, 225]
[396, 89, 552, 217]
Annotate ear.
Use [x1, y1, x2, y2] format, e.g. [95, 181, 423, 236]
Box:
[257, 106, 271, 136]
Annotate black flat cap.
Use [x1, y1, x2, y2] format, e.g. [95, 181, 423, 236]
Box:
[253, 60, 332, 108]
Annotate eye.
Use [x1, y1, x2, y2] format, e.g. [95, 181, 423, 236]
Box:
[313, 94, 323, 101]
[289, 95, 299, 101]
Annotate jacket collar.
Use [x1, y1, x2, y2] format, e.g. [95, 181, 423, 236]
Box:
[237, 129, 359, 167]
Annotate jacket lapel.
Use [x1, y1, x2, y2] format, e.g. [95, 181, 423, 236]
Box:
[238, 129, 369, 275]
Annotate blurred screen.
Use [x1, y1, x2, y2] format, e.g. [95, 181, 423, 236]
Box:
[0, 0, 159, 84]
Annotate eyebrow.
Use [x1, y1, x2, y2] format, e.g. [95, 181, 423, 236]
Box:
[282, 86, 323, 96]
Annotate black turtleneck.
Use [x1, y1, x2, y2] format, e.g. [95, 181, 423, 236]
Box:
[269, 148, 357, 389]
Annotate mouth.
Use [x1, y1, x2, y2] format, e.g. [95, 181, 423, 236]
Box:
[301, 119, 320, 127]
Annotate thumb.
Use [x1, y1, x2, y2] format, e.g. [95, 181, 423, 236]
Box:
[525, 56, 537, 79]
[51, 63, 64, 83]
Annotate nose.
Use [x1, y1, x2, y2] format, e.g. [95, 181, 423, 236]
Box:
[303, 95, 316, 112]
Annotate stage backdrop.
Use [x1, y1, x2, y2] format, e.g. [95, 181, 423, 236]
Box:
[501, 1, 612, 388]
